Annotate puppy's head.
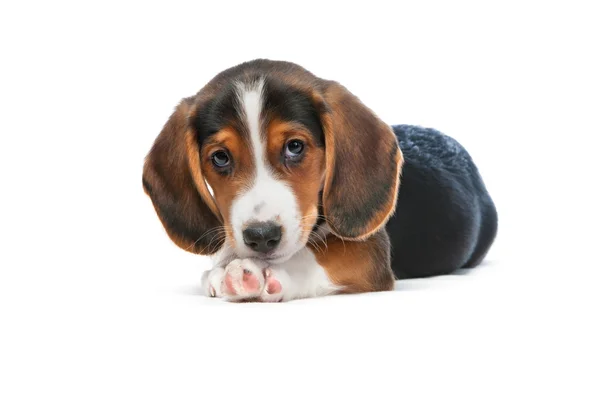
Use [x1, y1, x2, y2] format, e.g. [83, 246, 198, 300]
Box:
[143, 60, 402, 263]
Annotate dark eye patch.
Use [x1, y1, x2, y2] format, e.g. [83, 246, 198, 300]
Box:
[191, 76, 324, 152]
[261, 78, 324, 147]
[192, 83, 244, 146]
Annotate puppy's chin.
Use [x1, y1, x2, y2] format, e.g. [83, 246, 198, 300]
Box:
[274, 233, 313, 262]
[233, 237, 308, 265]
[264, 247, 300, 264]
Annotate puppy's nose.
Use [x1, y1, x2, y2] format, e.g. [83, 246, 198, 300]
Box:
[242, 222, 282, 253]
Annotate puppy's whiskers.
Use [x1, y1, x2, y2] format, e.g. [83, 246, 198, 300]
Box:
[186, 225, 231, 252]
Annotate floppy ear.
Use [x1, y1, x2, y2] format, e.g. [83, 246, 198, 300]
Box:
[142, 97, 224, 254]
[319, 81, 403, 240]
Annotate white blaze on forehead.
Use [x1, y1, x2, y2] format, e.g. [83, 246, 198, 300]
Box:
[238, 80, 269, 180]
[230, 79, 304, 260]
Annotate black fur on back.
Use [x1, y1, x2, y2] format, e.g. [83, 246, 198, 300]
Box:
[386, 125, 498, 279]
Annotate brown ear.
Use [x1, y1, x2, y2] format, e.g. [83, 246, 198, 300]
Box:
[319, 81, 403, 240]
[142, 97, 224, 254]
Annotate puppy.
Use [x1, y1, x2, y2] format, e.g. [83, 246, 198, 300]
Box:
[142, 59, 497, 302]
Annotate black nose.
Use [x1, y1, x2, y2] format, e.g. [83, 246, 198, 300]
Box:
[242, 222, 282, 253]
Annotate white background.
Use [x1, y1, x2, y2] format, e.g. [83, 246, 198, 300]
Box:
[1, 1, 599, 399]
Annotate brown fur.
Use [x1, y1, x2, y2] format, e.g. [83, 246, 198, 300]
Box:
[142, 98, 223, 254]
[311, 230, 395, 293]
[319, 82, 403, 240]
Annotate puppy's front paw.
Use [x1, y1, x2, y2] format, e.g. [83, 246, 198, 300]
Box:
[221, 258, 267, 301]
[201, 267, 225, 298]
[259, 268, 284, 303]
[202, 259, 284, 302]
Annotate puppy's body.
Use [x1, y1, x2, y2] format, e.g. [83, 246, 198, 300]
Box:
[143, 59, 497, 301]
[388, 125, 497, 279]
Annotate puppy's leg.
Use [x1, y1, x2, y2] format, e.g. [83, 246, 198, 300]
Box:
[201, 266, 226, 298]
[264, 230, 395, 300]
[200, 229, 394, 302]
[201, 258, 272, 301]
[311, 229, 395, 294]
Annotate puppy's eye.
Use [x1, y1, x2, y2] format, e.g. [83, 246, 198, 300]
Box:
[211, 150, 230, 168]
[284, 140, 305, 159]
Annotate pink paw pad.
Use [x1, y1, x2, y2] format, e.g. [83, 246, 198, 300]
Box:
[265, 269, 282, 295]
[224, 268, 261, 296]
